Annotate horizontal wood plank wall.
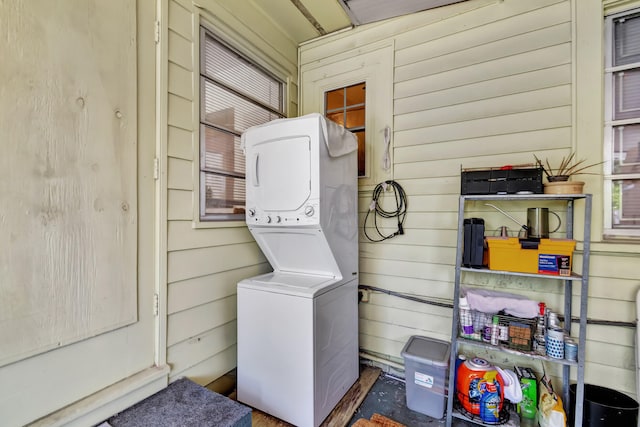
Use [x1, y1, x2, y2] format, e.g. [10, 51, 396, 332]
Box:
[164, 0, 296, 386]
[300, 0, 640, 398]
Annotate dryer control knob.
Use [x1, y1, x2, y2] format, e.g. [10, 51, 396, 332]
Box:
[248, 209, 256, 217]
[304, 205, 315, 217]
[266, 216, 272, 223]
[276, 216, 281, 223]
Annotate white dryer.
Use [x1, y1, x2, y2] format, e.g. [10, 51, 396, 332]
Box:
[237, 113, 359, 427]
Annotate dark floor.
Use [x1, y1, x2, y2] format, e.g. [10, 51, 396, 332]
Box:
[209, 367, 522, 427]
[347, 372, 477, 426]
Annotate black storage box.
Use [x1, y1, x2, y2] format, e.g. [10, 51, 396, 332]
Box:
[461, 167, 543, 195]
[463, 218, 485, 268]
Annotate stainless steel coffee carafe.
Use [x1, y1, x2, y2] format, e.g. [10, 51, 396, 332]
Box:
[526, 207, 561, 239]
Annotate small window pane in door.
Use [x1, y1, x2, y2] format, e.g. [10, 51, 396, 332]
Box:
[326, 89, 345, 111]
[326, 112, 345, 126]
[345, 83, 365, 105]
[346, 107, 365, 128]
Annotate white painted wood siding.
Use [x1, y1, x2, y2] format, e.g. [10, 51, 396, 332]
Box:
[0, 0, 138, 367]
[301, 0, 640, 399]
[163, 0, 297, 386]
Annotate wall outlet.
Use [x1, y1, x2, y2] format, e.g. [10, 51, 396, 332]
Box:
[360, 289, 370, 303]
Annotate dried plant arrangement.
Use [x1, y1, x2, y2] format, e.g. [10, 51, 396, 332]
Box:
[534, 153, 603, 182]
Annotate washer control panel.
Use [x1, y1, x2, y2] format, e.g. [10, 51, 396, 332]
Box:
[247, 203, 319, 225]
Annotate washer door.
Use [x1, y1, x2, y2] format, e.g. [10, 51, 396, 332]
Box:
[248, 136, 311, 212]
[249, 226, 341, 279]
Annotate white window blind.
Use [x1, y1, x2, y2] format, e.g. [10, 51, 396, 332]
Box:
[605, 11, 640, 236]
[199, 28, 285, 220]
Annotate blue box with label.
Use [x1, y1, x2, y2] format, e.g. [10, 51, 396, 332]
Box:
[538, 253, 572, 276]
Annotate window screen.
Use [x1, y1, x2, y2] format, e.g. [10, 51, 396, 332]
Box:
[614, 12, 640, 66]
[200, 28, 285, 220]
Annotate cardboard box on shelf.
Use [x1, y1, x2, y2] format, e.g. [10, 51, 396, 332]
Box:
[515, 366, 537, 420]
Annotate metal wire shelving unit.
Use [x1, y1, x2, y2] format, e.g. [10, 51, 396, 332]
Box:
[445, 194, 592, 427]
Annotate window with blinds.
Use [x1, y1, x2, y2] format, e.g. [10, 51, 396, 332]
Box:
[605, 11, 640, 236]
[199, 28, 285, 221]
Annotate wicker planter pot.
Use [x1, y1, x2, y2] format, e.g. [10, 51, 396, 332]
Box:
[544, 180, 585, 194]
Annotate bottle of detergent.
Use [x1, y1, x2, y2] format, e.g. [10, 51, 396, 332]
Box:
[480, 377, 501, 424]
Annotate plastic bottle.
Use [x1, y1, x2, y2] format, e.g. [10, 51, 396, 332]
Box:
[490, 315, 500, 346]
[482, 322, 492, 343]
[548, 310, 560, 329]
[459, 296, 474, 335]
[455, 354, 467, 372]
[498, 321, 509, 343]
[534, 302, 546, 355]
[480, 379, 501, 423]
[455, 354, 467, 384]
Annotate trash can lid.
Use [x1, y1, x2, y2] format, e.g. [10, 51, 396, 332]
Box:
[401, 335, 450, 367]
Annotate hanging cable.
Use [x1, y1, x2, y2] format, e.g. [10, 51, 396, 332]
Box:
[363, 180, 408, 242]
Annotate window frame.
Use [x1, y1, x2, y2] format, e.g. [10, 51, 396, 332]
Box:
[604, 8, 640, 238]
[198, 26, 286, 222]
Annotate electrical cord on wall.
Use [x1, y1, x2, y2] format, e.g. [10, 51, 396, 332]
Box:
[363, 180, 407, 242]
[357, 284, 636, 328]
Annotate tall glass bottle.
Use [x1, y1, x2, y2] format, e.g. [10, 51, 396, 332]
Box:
[533, 302, 546, 355]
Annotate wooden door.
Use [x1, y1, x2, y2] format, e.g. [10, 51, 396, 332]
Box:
[300, 41, 394, 187]
[0, 1, 159, 425]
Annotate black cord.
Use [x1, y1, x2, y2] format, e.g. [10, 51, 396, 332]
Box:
[363, 180, 408, 242]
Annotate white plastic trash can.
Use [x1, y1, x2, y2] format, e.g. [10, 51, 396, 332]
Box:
[401, 335, 451, 419]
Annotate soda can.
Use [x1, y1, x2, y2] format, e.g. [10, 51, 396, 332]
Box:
[564, 338, 578, 362]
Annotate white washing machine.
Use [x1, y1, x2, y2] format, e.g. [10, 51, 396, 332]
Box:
[237, 114, 359, 427]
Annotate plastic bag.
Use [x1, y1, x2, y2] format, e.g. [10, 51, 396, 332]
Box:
[538, 372, 566, 427]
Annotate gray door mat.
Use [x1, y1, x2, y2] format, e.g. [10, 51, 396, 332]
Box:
[106, 377, 251, 427]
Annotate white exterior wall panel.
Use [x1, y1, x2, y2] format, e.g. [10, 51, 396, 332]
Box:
[301, 0, 640, 399]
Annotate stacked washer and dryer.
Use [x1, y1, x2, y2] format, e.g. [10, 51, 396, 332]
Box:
[237, 113, 360, 427]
